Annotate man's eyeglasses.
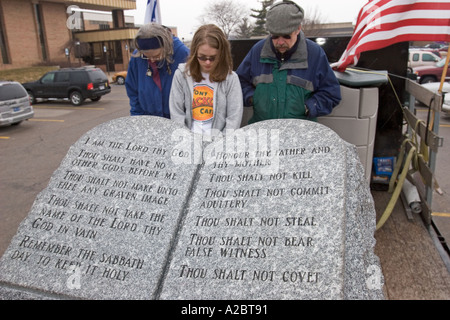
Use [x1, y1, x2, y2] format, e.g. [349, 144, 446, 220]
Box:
[271, 34, 291, 40]
[197, 55, 216, 62]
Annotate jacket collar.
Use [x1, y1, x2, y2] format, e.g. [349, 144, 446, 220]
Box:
[260, 31, 308, 70]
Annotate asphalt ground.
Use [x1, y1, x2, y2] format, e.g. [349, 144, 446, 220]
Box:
[0, 83, 130, 257]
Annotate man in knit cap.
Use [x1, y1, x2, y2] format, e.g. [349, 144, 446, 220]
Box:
[236, 0, 341, 124]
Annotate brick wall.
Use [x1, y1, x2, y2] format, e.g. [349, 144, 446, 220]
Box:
[0, 0, 71, 69]
[1, 0, 40, 68]
[40, 2, 72, 65]
[0, 0, 133, 71]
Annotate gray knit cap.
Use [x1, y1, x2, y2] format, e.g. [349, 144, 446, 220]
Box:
[266, 1, 304, 35]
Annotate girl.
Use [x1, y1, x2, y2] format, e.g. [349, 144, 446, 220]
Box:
[169, 24, 243, 136]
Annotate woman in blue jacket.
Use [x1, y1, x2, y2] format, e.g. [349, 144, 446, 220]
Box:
[126, 23, 189, 118]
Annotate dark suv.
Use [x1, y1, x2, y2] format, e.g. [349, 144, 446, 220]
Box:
[22, 67, 111, 106]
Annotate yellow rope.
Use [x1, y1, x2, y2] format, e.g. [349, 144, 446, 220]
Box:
[345, 68, 439, 230]
[379, 119, 423, 230]
[376, 144, 416, 230]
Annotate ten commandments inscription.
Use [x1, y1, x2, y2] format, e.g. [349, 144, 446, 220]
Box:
[0, 116, 384, 300]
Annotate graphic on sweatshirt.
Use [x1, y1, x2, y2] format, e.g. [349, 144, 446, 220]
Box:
[192, 84, 214, 121]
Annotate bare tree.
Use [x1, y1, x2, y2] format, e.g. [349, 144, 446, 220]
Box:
[301, 6, 328, 37]
[197, 1, 327, 40]
[235, 18, 254, 39]
[250, 2, 328, 38]
[198, 0, 250, 38]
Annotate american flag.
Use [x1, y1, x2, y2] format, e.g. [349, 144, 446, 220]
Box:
[144, 0, 162, 24]
[332, 0, 450, 72]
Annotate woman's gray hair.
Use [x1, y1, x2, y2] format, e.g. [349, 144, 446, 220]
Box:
[132, 23, 174, 69]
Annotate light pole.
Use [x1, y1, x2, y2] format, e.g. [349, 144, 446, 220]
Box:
[125, 44, 130, 70]
[65, 48, 71, 67]
[75, 41, 81, 67]
[104, 45, 109, 74]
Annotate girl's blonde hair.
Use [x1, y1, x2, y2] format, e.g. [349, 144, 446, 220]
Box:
[186, 24, 233, 82]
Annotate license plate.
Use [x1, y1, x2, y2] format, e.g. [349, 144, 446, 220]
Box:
[99, 85, 105, 90]
[13, 107, 21, 112]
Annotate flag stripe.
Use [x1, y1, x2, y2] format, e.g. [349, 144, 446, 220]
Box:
[144, 0, 162, 24]
[333, 0, 450, 72]
[359, 0, 450, 23]
[353, 7, 450, 46]
[355, 31, 449, 52]
[357, 24, 450, 46]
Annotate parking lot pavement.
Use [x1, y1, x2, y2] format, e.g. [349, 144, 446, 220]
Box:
[0, 84, 130, 257]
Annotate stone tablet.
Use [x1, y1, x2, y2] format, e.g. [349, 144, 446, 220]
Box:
[0, 116, 384, 300]
[159, 119, 383, 300]
[0, 116, 202, 300]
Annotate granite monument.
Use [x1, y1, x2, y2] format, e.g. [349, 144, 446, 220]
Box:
[0, 116, 384, 300]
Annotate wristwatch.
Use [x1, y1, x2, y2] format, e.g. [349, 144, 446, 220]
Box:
[305, 105, 309, 116]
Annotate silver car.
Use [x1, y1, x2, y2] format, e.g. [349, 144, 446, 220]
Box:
[0, 81, 34, 126]
[419, 82, 450, 114]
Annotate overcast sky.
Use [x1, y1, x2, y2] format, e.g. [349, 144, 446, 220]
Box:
[127, 0, 368, 40]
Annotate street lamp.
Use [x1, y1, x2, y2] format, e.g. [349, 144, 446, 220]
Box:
[65, 48, 71, 67]
[75, 41, 81, 67]
[104, 45, 109, 74]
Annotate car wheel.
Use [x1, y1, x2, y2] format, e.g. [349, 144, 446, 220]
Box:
[27, 91, 36, 104]
[420, 76, 437, 84]
[116, 76, 125, 85]
[90, 96, 101, 102]
[70, 91, 84, 106]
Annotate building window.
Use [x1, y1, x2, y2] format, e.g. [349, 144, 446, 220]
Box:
[33, 4, 47, 61]
[88, 20, 111, 30]
[91, 41, 123, 66]
[0, 5, 9, 64]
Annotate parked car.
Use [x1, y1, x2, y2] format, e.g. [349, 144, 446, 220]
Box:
[408, 49, 440, 69]
[438, 46, 449, 59]
[425, 42, 447, 49]
[112, 71, 127, 85]
[22, 67, 111, 106]
[413, 58, 450, 84]
[0, 81, 34, 127]
[420, 82, 450, 114]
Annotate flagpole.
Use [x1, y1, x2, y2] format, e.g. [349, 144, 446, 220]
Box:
[427, 46, 450, 157]
[430, 46, 450, 130]
[438, 46, 450, 94]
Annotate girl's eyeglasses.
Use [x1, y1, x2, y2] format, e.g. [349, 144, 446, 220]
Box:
[197, 55, 216, 62]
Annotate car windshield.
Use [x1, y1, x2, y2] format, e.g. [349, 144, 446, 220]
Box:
[88, 70, 107, 81]
[0, 83, 28, 101]
[436, 58, 449, 68]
